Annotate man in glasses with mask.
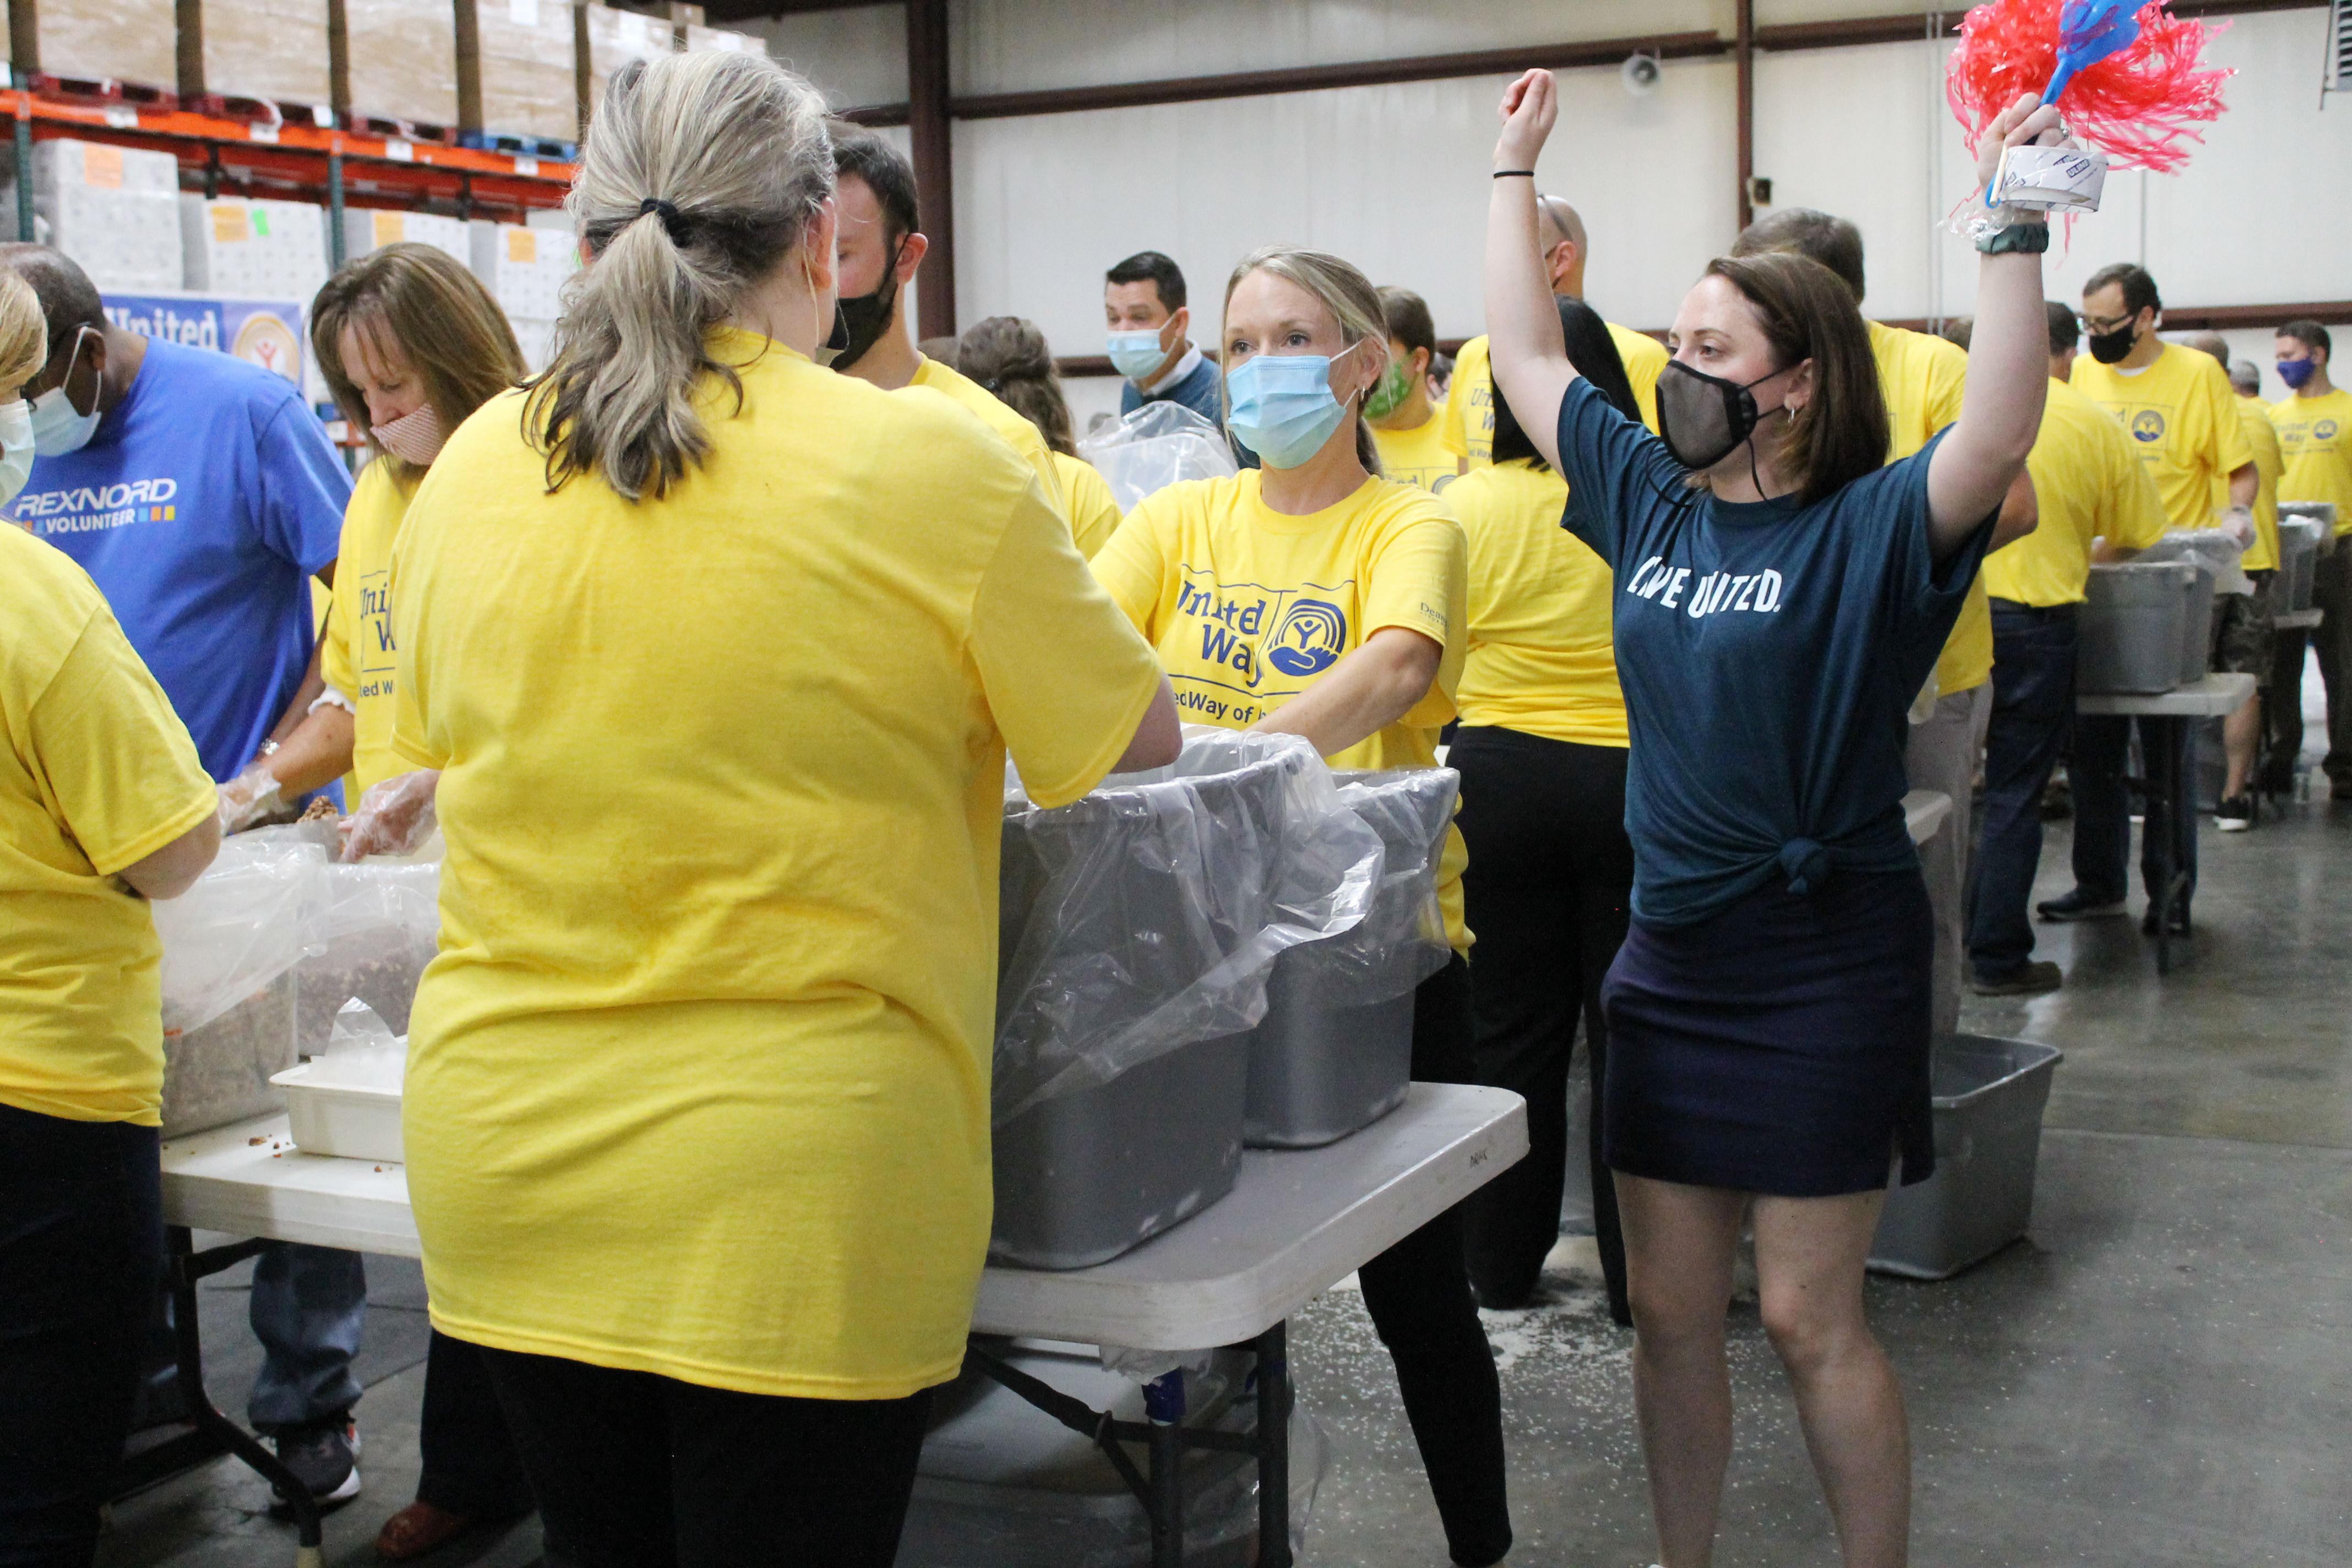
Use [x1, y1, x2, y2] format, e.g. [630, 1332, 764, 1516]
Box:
[2046, 264, 2256, 933]
[2268, 320, 2352, 796]
[826, 127, 1068, 519]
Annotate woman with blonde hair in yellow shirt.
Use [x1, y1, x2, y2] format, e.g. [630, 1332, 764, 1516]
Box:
[954, 314, 1125, 559]
[1091, 242, 1510, 1568]
[361, 51, 1175, 1567]
[1452, 295, 1640, 1331]
[0, 264, 224, 1567]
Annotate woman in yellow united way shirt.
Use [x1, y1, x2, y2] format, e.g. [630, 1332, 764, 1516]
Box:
[1090, 244, 1510, 1568]
[380, 54, 1175, 1565]
[1447, 298, 1640, 1334]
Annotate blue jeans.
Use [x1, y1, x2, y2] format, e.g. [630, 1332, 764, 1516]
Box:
[1968, 604, 2077, 979]
[247, 1243, 368, 1432]
[2070, 713, 2198, 910]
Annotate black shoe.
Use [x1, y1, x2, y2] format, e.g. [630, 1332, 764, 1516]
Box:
[2037, 889, 2127, 922]
[2141, 903, 2190, 937]
[2215, 794, 2255, 832]
[1969, 960, 2062, 997]
[266, 1415, 362, 1517]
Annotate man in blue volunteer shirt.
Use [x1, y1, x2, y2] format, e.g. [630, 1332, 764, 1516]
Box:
[1, 244, 371, 1517]
[1105, 250, 1223, 425]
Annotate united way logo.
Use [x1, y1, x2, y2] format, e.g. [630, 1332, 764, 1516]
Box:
[2131, 409, 2166, 443]
[2319, 420, 2340, 440]
[1268, 598, 1348, 677]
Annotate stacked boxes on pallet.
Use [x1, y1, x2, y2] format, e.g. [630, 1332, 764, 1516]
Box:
[587, 3, 677, 110]
[345, 208, 473, 267]
[16, 140, 187, 291]
[346, 0, 459, 134]
[470, 220, 576, 372]
[480, 0, 581, 149]
[180, 197, 330, 301]
[202, 0, 334, 113]
[32, 0, 177, 95]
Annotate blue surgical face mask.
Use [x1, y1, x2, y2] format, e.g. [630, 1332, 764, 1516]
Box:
[1224, 342, 1368, 470]
[1108, 328, 1170, 380]
[0, 398, 31, 507]
[2278, 355, 2318, 391]
[30, 326, 102, 457]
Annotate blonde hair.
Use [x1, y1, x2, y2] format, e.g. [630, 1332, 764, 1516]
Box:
[529, 51, 835, 500]
[1221, 246, 1386, 476]
[311, 242, 524, 478]
[0, 271, 47, 394]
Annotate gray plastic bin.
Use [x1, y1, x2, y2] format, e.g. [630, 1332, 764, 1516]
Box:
[2176, 557, 2218, 686]
[2275, 515, 2324, 613]
[1869, 1033, 2063, 1280]
[161, 971, 300, 1137]
[1243, 769, 1456, 1150]
[2078, 560, 2197, 694]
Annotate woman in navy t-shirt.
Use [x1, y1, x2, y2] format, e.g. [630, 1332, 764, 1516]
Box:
[1481, 70, 2061, 1565]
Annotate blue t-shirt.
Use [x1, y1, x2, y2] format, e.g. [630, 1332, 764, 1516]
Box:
[1552, 376, 1992, 927]
[13, 338, 351, 783]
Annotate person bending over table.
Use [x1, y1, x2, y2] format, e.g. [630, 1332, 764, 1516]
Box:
[369, 52, 1177, 1568]
[0, 265, 225, 1568]
[1090, 243, 1511, 1568]
[1484, 70, 2049, 1568]
[1450, 296, 1640, 1327]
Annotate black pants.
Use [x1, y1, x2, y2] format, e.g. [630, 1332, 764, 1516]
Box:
[2265, 624, 2308, 795]
[2315, 540, 2352, 788]
[1968, 604, 2077, 979]
[1449, 726, 1632, 1321]
[1355, 953, 1512, 1568]
[2071, 714, 2197, 909]
[0, 1103, 163, 1568]
[417, 1329, 533, 1518]
[476, 1343, 933, 1568]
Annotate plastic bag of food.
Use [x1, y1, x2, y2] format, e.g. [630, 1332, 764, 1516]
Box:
[1076, 401, 1238, 510]
[994, 727, 1381, 1123]
[295, 856, 440, 1057]
[153, 824, 332, 1036]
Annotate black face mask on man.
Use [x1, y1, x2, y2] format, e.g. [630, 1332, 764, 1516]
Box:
[1654, 358, 1790, 471]
[2086, 319, 2138, 365]
[829, 236, 903, 372]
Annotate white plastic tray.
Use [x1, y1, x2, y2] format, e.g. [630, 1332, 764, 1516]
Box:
[269, 1061, 404, 1163]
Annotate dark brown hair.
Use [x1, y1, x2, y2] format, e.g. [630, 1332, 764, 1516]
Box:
[2279, 318, 2332, 359]
[957, 315, 1075, 456]
[311, 242, 525, 477]
[1731, 208, 1866, 304]
[2083, 262, 2160, 317]
[1703, 251, 1888, 505]
[1377, 285, 1436, 365]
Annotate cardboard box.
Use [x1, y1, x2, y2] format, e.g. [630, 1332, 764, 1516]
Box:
[587, 3, 674, 117]
[181, 197, 330, 304]
[36, 0, 176, 92]
[345, 208, 473, 266]
[18, 139, 186, 292]
[204, 0, 334, 109]
[481, 0, 580, 141]
[469, 219, 577, 323]
[347, 0, 458, 129]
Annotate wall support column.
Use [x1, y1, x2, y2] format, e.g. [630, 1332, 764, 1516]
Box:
[907, 0, 954, 339]
[1735, 0, 1756, 234]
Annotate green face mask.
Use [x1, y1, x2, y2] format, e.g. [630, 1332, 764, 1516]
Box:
[1363, 357, 1417, 420]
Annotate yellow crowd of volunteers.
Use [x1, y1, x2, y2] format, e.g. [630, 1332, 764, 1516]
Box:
[4, 41, 2351, 1568]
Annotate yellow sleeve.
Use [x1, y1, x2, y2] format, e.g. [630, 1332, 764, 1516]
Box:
[974, 479, 1166, 809]
[2210, 371, 2255, 479]
[1439, 336, 1487, 460]
[29, 609, 218, 876]
[1087, 496, 1173, 635]
[1054, 454, 1125, 561]
[1362, 510, 1468, 729]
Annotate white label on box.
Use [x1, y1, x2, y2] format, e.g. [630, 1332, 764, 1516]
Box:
[385, 140, 415, 163]
[515, 155, 539, 177]
[103, 107, 138, 129]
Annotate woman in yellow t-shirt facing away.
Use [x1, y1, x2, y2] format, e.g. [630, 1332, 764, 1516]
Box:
[954, 314, 1125, 559]
[1090, 245, 1510, 1568]
[1450, 296, 1640, 1333]
[377, 53, 1176, 1566]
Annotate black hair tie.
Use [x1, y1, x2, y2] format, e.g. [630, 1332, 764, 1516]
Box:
[638, 197, 688, 243]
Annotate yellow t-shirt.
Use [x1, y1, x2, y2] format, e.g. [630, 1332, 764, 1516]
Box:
[1451, 458, 1626, 748]
[1869, 319, 1990, 696]
[1052, 449, 1123, 560]
[388, 329, 1164, 1401]
[2071, 342, 2255, 536]
[1371, 409, 1460, 493]
[1439, 323, 1667, 465]
[318, 460, 419, 796]
[1090, 471, 1472, 951]
[2267, 387, 2352, 531]
[2236, 394, 2283, 574]
[1984, 379, 2170, 607]
[908, 354, 1067, 516]
[0, 527, 217, 1125]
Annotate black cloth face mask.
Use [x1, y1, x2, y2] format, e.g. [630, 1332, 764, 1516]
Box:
[1655, 358, 1787, 471]
[829, 236, 902, 372]
[2086, 321, 2138, 365]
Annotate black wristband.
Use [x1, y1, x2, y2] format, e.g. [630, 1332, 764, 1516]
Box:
[1493, 169, 1537, 178]
[1976, 222, 2051, 255]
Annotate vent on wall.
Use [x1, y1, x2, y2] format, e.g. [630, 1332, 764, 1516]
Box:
[2334, 0, 2352, 95]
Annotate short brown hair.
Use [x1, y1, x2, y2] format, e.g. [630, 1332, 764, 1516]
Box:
[1378, 286, 1436, 364]
[2083, 263, 2159, 317]
[312, 242, 524, 475]
[2279, 319, 2332, 359]
[957, 315, 1075, 456]
[1730, 208, 1866, 304]
[1703, 251, 1888, 505]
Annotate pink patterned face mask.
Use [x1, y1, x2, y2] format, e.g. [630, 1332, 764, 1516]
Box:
[371, 402, 446, 466]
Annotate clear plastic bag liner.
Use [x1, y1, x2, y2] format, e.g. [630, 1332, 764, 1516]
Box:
[995, 727, 1381, 1124]
[152, 825, 332, 1036]
[295, 855, 442, 1056]
[312, 998, 407, 1091]
[1075, 401, 1237, 511]
[2138, 527, 2250, 595]
[1282, 768, 1458, 1007]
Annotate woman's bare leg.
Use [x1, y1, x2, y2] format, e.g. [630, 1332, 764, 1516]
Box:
[1615, 1173, 1748, 1568]
[1751, 1189, 1910, 1568]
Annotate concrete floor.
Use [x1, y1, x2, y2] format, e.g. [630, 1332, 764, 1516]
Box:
[101, 733, 2352, 1567]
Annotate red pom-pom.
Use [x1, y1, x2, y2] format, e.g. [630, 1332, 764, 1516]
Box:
[1946, 0, 2232, 173]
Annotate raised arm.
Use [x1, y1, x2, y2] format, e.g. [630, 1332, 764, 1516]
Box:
[1926, 93, 2070, 557]
[1483, 69, 1574, 473]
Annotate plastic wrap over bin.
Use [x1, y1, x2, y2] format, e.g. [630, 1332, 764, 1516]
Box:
[1244, 767, 1457, 1148]
[992, 728, 1382, 1268]
[1076, 402, 1238, 512]
[2275, 515, 2325, 613]
[151, 826, 333, 1136]
[294, 856, 441, 1058]
[2078, 560, 2198, 694]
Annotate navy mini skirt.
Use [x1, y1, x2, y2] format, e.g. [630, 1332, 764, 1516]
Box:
[1599, 867, 1935, 1197]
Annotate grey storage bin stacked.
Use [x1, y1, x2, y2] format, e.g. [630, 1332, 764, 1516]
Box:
[2275, 515, 2325, 612]
[1869, 1033, 2064, 1279]
[1243, 768, 1457, 1148]
[2078, 560, 2199, 693]
[992, 732, 1378, 1270]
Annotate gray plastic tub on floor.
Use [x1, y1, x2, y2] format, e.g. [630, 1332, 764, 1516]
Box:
[1869, 1033, 2063, 1280]
[2277, 515, 2326, 613]
[2079, 561, 2198, 694]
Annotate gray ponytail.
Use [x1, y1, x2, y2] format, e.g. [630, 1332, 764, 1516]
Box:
[529, 51, 834, 501]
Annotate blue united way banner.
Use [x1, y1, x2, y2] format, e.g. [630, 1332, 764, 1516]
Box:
[101, 292, 310, 392]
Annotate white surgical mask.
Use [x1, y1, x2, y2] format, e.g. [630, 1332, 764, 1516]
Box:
[371, 402, 447, 467]
[29, 325, 102, 458]
[0, 398, 32, 506]
[1107, 329, 1169, 380]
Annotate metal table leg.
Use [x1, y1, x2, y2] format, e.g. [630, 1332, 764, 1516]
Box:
[1144, 1370, 1185, 1568]
[2147, 717, 2192, 976]
[1255, 1321, 1293, 1568]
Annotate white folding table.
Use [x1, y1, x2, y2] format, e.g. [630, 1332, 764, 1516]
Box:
[160, 1082, 1528, 1568]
